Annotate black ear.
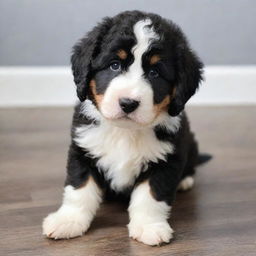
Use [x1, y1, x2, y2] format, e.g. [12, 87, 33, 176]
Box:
[71, 18, 112, 101]
[168, 46, 203, 116]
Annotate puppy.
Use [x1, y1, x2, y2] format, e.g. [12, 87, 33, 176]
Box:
[43, 10, 208, 246]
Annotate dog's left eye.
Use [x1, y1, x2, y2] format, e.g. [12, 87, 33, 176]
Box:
[148, 69, 159, 79]
[110, 61, 121, 71]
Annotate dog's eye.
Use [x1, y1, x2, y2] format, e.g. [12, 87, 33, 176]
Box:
[110, 61, 121, 71]
[148, 69, 159, 79]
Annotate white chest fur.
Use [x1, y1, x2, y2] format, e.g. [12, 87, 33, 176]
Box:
[74, 115, 180, 192]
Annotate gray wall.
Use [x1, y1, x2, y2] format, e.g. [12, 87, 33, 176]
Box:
[0, 0, 255, 66]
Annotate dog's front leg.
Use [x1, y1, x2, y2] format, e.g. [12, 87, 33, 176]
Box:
[43, 144, 102, 239]
[128, 181, 173, 246]
[128, 159, 183, 246]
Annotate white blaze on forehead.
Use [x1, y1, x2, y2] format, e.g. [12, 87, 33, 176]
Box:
[129, 19, 159, 76]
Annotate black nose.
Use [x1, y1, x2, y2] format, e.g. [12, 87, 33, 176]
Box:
[119, 98, 140, 114]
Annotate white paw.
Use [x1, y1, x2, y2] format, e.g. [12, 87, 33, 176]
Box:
[42, 206, 91, 239]
[178, 176, 194, 191]
[128, 221, 174, 246]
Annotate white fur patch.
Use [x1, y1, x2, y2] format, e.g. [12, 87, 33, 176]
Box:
[75, 106, 180, 191]
[80, 99, 101, 121]
[128, 182, 173, 246]
[178, 176, 194, 191]
[42, 178, 102, 239]
[100, 19, 160, 125]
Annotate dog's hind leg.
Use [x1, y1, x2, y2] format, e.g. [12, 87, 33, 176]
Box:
[178, 137, 198, 192]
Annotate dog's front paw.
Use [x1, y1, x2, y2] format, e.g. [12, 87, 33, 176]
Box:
[128, 221, 174, 246]
[42, 206, 91, 239]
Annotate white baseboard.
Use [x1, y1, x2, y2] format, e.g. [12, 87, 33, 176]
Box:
[0, 67, 76, 107]
[189, 66, 256, 105]
[0, 66, 255, 107]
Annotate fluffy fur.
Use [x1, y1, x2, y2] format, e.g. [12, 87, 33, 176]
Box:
[128, 181, 173, 245]
[43, 177, 102, 239]
[42, 10, 208, 246]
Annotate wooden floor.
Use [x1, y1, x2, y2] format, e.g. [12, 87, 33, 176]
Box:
[0, 106, 256, 256]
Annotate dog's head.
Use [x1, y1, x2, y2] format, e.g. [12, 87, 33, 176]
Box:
[71, 11, 203, 128]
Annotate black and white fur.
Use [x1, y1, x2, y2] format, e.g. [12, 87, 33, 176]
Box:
[43, 11, 207, 246]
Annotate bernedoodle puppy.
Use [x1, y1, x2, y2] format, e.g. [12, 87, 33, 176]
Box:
[43, 10, 210, 246]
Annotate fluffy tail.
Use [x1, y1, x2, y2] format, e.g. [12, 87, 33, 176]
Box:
[197, 153, 212, 166]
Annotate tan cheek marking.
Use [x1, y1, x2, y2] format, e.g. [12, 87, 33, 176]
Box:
[154, 95, 171, 115]
[117, 49, 127, 60]
[89, 79, 103, 107]
[150, 55, 161, 65]
[154, 87, 177, 115]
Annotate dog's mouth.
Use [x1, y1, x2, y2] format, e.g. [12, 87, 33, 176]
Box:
[118, 115, 131, 120]
[108, 118, 147, 129]
[101, 112, 158, 130]
[104, 114, 139, 124]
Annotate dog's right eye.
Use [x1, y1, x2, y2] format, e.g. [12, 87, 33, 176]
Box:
[110, 61, 121, 71]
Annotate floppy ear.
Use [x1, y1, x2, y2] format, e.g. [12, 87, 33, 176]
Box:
[168, 46, 203, 116]
[71, 18, 112, 101]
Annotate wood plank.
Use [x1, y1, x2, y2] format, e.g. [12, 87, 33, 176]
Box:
[0, 106, 256, 256]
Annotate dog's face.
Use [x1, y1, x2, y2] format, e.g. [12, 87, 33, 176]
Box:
[92, 19, 174, 127]
[71, 11, 203, 128]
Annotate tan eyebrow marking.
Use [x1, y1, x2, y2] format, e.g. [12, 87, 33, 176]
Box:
[117, 49, 128, 60]
[150, 55, 161, 65]
[154, 95, 171, 115]
[154, 87, 177, 115]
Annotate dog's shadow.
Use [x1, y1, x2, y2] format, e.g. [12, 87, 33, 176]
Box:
[90, 200, 129, 231]
[89, 187, 199, 235]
